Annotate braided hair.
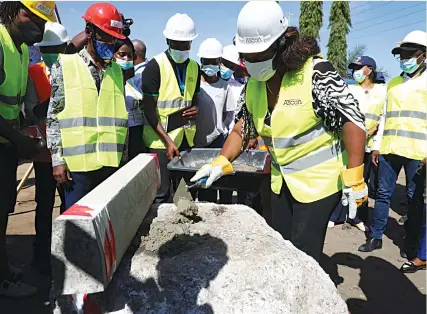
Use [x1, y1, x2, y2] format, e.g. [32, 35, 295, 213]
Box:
[0, 1, 22, 26]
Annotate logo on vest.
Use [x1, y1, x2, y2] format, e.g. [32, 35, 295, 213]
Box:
[283, 99, 303, 106]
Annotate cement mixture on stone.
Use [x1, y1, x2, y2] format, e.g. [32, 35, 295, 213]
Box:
[94, 203, 348, 314]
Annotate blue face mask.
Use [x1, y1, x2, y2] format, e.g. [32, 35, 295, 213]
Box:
[41, 53, 59, 68]
[353, 69, 366, 83]
[93, 39, 115, 61]
[220, 66, 233, 80]
[202, 64, 220, 77]
[115, 58, 134, 71]
[400, 56, 421, 74]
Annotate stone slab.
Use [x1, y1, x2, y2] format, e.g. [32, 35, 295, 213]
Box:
[85, 203, 349, 314]
[51, 154, 159, 296]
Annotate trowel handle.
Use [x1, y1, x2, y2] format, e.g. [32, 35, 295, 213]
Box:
[187, 177, 208, 190]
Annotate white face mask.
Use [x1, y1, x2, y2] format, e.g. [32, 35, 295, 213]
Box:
[169, 48, 190, 64]
[245, 53, 277, 82]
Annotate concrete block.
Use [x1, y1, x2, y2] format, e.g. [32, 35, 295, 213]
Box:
[51, 154, 160, 296]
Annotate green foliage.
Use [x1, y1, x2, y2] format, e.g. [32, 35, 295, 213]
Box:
[299, 1, 323, 40]
[327, 1, 352, 77]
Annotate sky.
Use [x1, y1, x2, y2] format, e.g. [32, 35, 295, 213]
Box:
[56, 1, 427, 80]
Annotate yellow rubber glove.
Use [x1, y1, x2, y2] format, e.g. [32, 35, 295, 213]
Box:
[340, 164, 368, 219]
[191, 155, 234, 188]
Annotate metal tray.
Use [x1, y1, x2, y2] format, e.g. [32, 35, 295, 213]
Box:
[167, 148, 271, 192]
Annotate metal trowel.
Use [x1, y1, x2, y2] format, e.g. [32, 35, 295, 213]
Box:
[173, 178, 195, 206]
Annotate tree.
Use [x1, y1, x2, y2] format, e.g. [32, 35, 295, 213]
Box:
[299, 1, 323, 40]
[327, 1, 352, 77]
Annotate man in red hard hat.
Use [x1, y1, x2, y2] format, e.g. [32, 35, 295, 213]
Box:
[46, 2, 128, 210]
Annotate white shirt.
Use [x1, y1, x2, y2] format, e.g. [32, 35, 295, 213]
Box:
[194, 78, 235, 147]
[125, 82, 143, 127]
[224, 76, 246, 134]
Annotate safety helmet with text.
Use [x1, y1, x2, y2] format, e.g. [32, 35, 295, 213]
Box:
[82, 3, 125, 39]
[21, 1, 57, 22]
[198, 38, 222, 58]
[236, 1, 288, 54]
[163, 13, 198, 41]
[34, 22, 69, 46]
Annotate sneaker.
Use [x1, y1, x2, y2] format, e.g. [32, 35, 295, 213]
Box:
[0, 278, 37, 298]
[354, 222, 367, 232]
[328, 221, 335, 229]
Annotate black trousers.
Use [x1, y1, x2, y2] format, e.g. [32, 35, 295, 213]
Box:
[271, 179, 341, 262]
[150, 137, 190, 204]
[128, 125, 148, 160]
[0, 144, 18, 280]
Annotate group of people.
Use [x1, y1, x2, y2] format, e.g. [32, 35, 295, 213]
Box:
[0, 0, 425, 300]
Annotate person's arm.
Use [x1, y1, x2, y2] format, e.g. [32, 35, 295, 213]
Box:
[46, 60, 66, 167]
[23, 75, 40, 124]
[65, 31, 88, 54]
[312, 59, 365, 167]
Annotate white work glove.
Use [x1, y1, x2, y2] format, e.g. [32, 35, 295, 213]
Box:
[190, 155, 233, 189]
[340, 164, 368, 219]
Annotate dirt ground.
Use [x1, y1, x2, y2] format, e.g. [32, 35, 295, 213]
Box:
[0, 162, 425, 314]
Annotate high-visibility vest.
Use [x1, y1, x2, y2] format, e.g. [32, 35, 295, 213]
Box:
[246, 57, 347, 202]
[57, 54, 128, 172]
[25, 62, 51, 162]
[380, 72, 427, 160]
[0, 25, 29, 142]
[143, 52, 198, 149]
[349, 83, 386, 147]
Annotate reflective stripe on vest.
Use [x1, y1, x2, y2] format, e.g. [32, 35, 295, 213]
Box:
[57, 54, 127, 172]
[380, 73, 427, 160]
[0, 25, 29, 142]
[143, 52, 198, 149]
[246, 57, 346, 202]
[349, 83, 386, 148]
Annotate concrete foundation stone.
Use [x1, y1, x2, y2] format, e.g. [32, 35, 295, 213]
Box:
[51, 154, 159, 296]
[81, 203, 349, 314]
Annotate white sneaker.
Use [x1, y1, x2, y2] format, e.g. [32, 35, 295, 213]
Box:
[328, 221, 335, 229]
[0, 278, 37, 298]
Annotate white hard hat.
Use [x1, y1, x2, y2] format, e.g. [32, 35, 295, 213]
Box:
[197, 38, 222, 58]
[222, 45, 240, 65]
[392, 30, 427, 54]
[236, 1, 288, 54]
[34, 22, 69, 47]
[163, 13, 198, 41]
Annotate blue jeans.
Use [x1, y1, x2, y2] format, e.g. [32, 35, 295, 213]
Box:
[417, 223, 426, 261]
[370, 154, 420, 239]
[64, 167, 117, 210]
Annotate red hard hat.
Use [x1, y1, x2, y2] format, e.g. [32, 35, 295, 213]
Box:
[82, 3, 125, 39]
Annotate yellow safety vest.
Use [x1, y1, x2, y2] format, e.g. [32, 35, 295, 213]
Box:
[349, 83, 386, 147]
[246, 57, 347, 202]
[380, 72, 427, 160]
[143, 52, 198, 149]
[0, 25, 29, 142]
[57, 54, 128, 172]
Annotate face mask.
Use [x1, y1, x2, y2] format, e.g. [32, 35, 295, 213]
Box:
[116, 59, 134, 71]
[235, 77, 248, 85]
[169, 48, 190, 64]
[17, 21, 44, 45]
[93, 39, 115, 61]
[220, 66, 233, 80]
[202, 64, 220, 77]
[245, 54, 276, 82]
[41, 53, 59, 68]
[353, 69, 366, 83]
[400, 56, 422, 74]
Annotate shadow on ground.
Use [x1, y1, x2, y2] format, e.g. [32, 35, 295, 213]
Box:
[321, 252, 426, 314]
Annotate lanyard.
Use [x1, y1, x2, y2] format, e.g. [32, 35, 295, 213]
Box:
[175, 64, 186, 94]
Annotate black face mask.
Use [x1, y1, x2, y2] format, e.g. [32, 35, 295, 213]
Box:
[17, 21, 44, 45]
